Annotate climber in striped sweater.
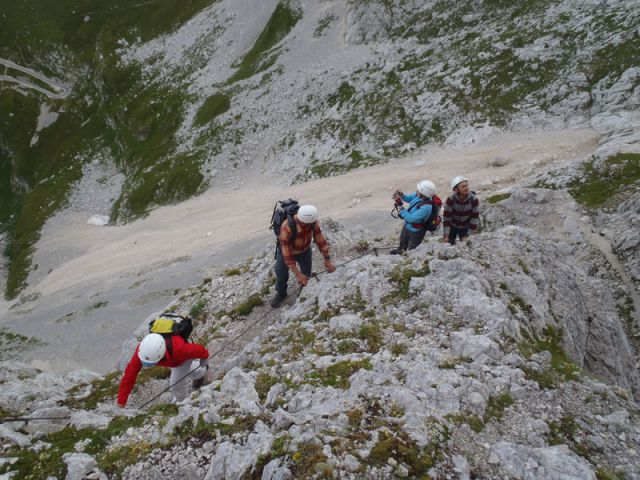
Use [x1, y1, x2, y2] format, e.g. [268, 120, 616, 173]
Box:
[442, 176, 480, 245]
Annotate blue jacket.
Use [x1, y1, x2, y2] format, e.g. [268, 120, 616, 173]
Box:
[399, 192, 433, 233]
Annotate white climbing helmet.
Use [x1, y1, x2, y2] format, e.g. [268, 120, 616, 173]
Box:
[297, 205, 318, 224]
[417, 180, 436, 197]
[451, 175, 468, 191]
[138, 333, 166, 364]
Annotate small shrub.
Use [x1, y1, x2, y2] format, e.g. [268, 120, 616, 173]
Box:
[485, 192, 511, 204]
[446, 413, 484, 433]
[484, 393, 514, 423]
[391, 342, 408, 356]
[189, 298, 207, 319]
[358, 322, 383, 353]
[224, 267, 242, 276]
[306, 359, 372, 389]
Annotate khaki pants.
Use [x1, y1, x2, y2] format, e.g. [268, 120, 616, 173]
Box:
[169, 360, 207, 403]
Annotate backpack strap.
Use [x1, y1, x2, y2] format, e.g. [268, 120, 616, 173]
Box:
[165, 336, 173, 359]
[408, 198, 436, 229]
[288, 215, 298, 245]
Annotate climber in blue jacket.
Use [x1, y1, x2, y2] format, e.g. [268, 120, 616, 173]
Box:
[390, 180, 441, 254]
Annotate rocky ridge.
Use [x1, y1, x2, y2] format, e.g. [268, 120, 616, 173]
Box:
[1, 187, 639, 479]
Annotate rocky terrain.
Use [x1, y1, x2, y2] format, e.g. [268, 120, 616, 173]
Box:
[2, 0, 639, 299]
[1, 1, 639, 479]
[1, 183, 639, 479]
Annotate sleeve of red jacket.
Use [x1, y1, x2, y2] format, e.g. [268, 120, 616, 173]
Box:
[171, 337, 210, 364]
[117, 347, 143, 406]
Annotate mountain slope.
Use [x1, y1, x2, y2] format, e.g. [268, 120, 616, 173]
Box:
[1, 0, 639, 299]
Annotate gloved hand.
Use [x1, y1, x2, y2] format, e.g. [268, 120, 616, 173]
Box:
[393, 191, 403, 206]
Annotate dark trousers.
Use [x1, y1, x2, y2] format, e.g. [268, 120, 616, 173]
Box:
[448, 227, 469, 245]
[275, 247, 312, 294]
[398, 225, 428, 251]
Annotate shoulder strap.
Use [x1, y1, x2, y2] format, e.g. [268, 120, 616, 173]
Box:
[409, 198, 433, 212]
[288, 215, 297, 245]
[165, 336, 173, 359]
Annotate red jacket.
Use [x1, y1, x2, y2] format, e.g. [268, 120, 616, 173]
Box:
[117, 336, 209, 406]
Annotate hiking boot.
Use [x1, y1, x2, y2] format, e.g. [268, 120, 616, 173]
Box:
[270, 292, 287, 308]
[192, 377, 204, 390]
[389, 248, 403, 255]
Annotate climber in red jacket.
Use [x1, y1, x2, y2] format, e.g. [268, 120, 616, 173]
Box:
[117, 333, 209, 407]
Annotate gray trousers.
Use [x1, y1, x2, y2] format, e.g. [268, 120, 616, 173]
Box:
[169, 360, 206, 403]
[398, 225, 427, 251]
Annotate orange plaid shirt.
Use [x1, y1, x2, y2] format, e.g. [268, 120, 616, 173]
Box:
[278, 217, 330, 269]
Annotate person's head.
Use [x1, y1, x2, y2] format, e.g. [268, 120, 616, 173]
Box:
[297, 205, 318, 224]
[138, 333, 166, 366]
[417, 180, 436, 198]
[451, 176, 469, 196]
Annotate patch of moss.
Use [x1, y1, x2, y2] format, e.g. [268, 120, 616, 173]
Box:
[596, 467, 627, 480]
[194, 92, 231, 126]
[446, 413, 485, 433]
[62, 371, 121, 410]
[358, 322, 383, 353]
[189, 298, 208, 320]
[327, 81, 356, 108]
[223, 267, 243, 276]
[368, 419, 450, 476]
[306, 359, 372, 389]
[314, 14, 337, 37]
[227, 2, 302, 84]
[255, 372, 278, 402]
[518, 325, 581, 388]
[0, 327, 43, 360]
[308, 149, 379, 179]
[569, 153, 640, 208]
[290, 442, 328, 478]
[484, 392, 514, 423]
[438, 356, 472, 369]
[391, 342, 408, 356]
[0, 413, 148, 479]
[337, 339, 360, 354]
[486, 192, 511, 204]
[384, 261, 431, 301]
[217, 293, 264, 320]
[284, 326, 316, 359]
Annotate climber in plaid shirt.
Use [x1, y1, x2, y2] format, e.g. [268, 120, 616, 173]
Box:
[271, 204, 335, 308]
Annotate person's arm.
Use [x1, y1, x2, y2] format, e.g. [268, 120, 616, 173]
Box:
[469, 196, 480, 232]
[442, 197, 454, 238]
[401, 192, 417, 203]
[313, 223, 335, 273]
[278, 223, 297, 271]
[117, 348, 143, 407]
[400, 203, 431, 223]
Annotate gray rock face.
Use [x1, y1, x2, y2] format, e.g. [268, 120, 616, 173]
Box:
[205, 423, 274, 480]
[62, 453, 101, 480]
[24, 406, 71, 435]
[70, 411, 110, 430]
[220, 367, 261, 415]
[491, 442, 596, 480]
[482, 189, 640, 397]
